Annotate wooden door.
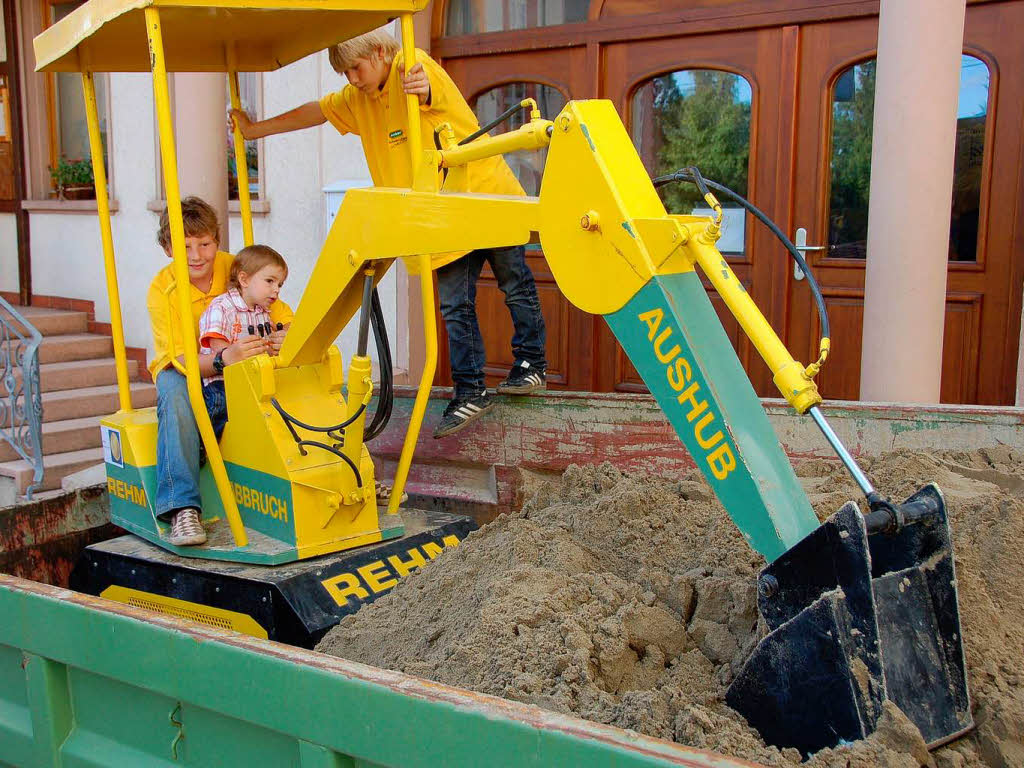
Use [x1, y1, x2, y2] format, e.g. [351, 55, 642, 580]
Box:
[598, 26, 798, 396]
[786, 5, 1024, 405]
[437, 48, 595, 391]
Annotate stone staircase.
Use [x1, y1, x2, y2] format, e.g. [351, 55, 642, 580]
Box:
[0, 305, 156, 497]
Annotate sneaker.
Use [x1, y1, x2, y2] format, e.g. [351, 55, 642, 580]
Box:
[375, 480, 409, 505]
[433, 393, 493, 438]
[169, 508, 207, 546]
[496, 361, 546, 395]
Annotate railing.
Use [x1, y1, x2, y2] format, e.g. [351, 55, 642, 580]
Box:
[0, 296, 43, 499]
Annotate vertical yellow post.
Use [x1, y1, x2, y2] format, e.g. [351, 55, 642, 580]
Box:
[82, 72, 131, 413]
[387, 254, 436, 515]
[227, 46, 254, 248]
[399, 13, 421, 180]
[145, 7, 248, 548]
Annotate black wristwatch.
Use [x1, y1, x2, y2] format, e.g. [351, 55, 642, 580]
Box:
[212, 348, 226, 374]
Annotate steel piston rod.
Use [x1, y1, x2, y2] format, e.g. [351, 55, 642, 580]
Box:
[808, 406, 875, 498]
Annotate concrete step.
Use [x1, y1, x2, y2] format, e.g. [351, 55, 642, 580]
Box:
[0, 358, 140, 395]
[0, 305, 90, 337]
[42, 383, 156, 423]
[38, 333, 114, 365]
[0, 416, 104, 463]
[0, 446, 104, 494]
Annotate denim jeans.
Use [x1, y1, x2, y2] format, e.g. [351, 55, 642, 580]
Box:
[436, 245, 547, 399]
[155, 370, 228, 520]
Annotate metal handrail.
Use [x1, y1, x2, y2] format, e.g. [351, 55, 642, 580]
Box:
[0, 297, 44, 499]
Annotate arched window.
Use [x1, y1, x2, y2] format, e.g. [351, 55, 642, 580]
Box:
[828, 55, 990, 261]
[631, 69, 753, 254]
[446, 0, 588, 36]
[472, 82, 567, 196]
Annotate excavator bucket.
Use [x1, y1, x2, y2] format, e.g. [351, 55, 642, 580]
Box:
[726, 484, 973, 756]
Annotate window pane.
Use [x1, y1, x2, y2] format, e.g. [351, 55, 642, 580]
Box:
[472, 82, 566, 196]
[227, 73, 261, 200]
[631, 70, 752, 254]
[446, 0, 588, 36]
[828, 55, 989, 261]
[52, 3, 108, 179]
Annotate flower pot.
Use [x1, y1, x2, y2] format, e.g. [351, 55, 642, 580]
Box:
[62, 185, 96, 201]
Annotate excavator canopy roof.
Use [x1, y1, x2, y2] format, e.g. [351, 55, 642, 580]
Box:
[34, 0, 427, 73]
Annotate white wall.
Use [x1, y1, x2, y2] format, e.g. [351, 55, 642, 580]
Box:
[0, 214, 17, 292]
[26, 53, 406, 374]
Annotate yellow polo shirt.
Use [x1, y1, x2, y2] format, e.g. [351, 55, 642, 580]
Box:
[147, 250, 294, 380]
[319, 49, 525, 272]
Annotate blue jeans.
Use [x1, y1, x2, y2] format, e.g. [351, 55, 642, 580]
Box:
[155, 370, 228, 520]
[436, 245, 547, 399]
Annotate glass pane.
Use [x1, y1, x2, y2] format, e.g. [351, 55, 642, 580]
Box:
[226, 73, 261, 200]
[951, 56, 989, 261]
[0, 1, 7, 63]
[472, 82, 566, 196]
[51, 3, 108, 190]
[446, 0, 588, 36]
[828, 55, 989, 262]
[631, 70, 752, 254]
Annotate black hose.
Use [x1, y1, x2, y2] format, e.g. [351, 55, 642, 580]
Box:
[458, 101, 530, 146]
[363, 287, 393, 442]
[653, 167, 830, 342]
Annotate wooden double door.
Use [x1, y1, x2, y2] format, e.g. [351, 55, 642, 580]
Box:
[437, 2, 1024, 405]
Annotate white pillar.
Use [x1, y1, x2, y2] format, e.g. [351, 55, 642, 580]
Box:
[859, 0, 966, 403]
[173, 73, 229, 249]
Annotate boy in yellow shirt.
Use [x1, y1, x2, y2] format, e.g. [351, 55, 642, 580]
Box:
[230, 27, 547, 439]
[147, 197, 293, 546]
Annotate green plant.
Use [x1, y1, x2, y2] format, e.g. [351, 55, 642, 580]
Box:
[49, 157, 94, 191]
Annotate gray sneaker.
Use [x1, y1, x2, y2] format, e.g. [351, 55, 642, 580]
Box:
[169, 507, 207, 546]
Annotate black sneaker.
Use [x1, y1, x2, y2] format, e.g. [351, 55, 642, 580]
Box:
[433, 393, 493, 438]
[496, 361, 546, 395]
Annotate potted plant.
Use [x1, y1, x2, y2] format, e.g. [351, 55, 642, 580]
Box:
[49, 157, 95, 200]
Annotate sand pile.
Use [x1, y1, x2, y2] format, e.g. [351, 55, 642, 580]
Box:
[317, 449, 1024, 767]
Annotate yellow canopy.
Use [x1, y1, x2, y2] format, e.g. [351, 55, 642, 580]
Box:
[34, 0, 427, 73]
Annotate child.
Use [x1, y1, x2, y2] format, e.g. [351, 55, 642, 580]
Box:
[200, 244, 288, 382]
[147, 198, 293, 546]
[229, 27, 547, 439]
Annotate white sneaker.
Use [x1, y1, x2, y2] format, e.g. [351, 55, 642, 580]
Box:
[169, 508, 207, 546]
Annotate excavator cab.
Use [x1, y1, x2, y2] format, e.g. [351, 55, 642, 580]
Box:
[35, 0, 971, 755]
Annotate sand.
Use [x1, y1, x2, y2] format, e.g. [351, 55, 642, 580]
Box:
[316, 449, 1024, 767]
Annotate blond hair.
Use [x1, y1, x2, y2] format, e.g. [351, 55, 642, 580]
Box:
[230, 244, 288, 289]
[157, 196, 219, 250]
[328, 27, 400, 74]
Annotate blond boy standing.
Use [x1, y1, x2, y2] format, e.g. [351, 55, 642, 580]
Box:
[231, 28, 547, 439]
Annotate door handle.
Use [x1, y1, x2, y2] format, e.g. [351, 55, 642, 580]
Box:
[793, 227, 826, 281]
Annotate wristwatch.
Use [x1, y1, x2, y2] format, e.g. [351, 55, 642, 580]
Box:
[212, 348, 226, 374]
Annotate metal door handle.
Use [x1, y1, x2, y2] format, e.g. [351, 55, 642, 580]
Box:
[793, 228, 826, 281]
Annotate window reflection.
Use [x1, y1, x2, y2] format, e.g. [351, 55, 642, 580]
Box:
[447, 0, 588, 35]
[632, 70, 752, 254]
[472, 82, 567, 196]
[828, 55, 989, 261]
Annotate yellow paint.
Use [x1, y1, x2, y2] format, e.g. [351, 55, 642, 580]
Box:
[35, 0, 429, 73]
[226, 56, 253, 247]
[146, 5, 246, 548]
[102, 410, 158, 467]
[388, 253, 435, 516]
[102, 586, 268, 638]
[399, 14, 421, 171]
[107, 477, 148, 507]
[637, 307, 737, 480]
[320, 534, 463, 606]
[83, 72, 131, 413]
[679, 221, 822, 414]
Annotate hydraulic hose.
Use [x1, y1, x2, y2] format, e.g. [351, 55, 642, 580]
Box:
[653, 167, 831, 374]
[364, 287, 394, 442]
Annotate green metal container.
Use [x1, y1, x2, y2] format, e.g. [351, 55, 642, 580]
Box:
[0, 574, 760, 767]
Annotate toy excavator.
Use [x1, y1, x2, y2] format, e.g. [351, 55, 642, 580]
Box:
[35, 0, 971, 756]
